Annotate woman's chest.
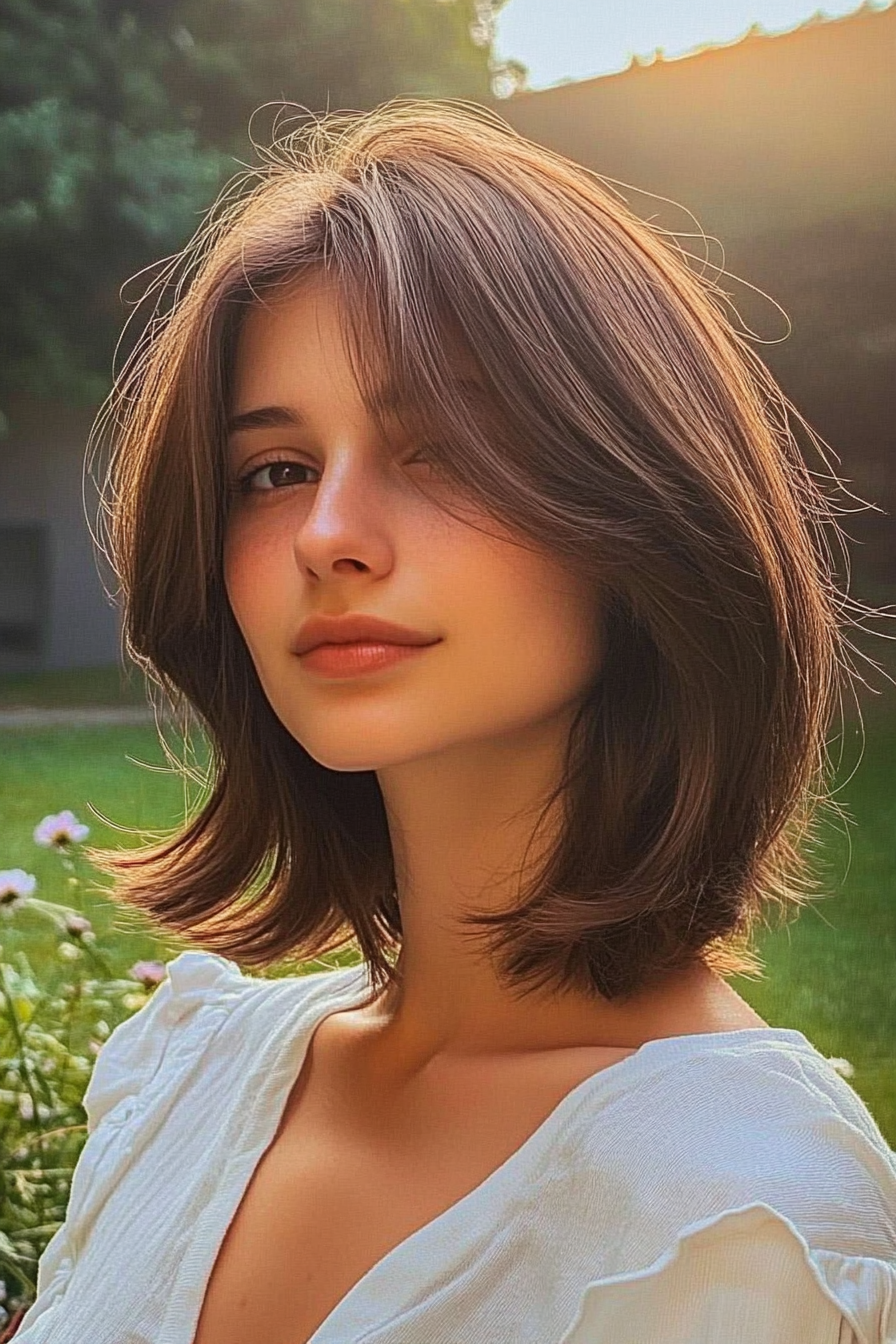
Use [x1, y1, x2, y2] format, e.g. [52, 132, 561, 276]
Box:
[189, 1124, 450, 1344]
[189, 1032, 637, 1344]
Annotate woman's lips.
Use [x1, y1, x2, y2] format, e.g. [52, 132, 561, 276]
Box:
[298, 641, 438, 678]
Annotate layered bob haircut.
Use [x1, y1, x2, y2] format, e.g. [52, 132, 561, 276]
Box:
[87, 98, 868, 1003]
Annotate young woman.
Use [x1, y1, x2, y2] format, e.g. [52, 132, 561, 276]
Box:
[13, 99, 895, 1344]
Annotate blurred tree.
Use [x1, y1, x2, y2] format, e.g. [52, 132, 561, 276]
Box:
[0, 0, 523, 412]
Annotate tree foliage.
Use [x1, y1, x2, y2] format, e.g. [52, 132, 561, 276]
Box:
[0, 0, 524, 409]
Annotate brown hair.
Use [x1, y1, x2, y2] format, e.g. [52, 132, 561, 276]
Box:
[86, 97, 871, 1004]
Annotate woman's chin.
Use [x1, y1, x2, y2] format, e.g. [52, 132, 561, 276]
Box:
[295, 735, 416, 775]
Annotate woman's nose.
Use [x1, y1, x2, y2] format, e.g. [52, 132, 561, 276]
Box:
[292, 447, 394, 580]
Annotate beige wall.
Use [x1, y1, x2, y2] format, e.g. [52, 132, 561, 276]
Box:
[498, 4, 896, 241]
[0, 395, 119, 674]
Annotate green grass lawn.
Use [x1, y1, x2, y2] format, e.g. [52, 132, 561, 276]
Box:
[727, 694, 896, 1144]
[1, 666, 894, 1147]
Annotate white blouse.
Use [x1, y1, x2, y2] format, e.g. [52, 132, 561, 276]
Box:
[12, 949, 896, 1344]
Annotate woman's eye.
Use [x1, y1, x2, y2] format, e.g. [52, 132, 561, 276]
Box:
[235, 460, 315, 494]
[232, 448, 434, 497]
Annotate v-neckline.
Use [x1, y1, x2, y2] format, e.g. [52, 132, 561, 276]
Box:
[178, 964, 814, 1344]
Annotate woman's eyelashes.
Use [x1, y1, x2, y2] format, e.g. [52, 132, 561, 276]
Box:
[233, 457, 315, 494]
[231, 447, 433, 496]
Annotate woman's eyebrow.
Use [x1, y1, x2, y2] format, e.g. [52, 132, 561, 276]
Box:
[226, 388, 403, 436]
[227, 376, 484, 436]
[226, 405, 302, 434]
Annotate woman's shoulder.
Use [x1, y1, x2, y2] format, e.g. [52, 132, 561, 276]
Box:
[561, 1031, 896, 1343]
[591, 1028, 896, 1230]
[82, 949, 363, 1133]
[657, 1025, 892, 1148]
[17, 952, 367, 1333]
[80, 950, 237, 1133]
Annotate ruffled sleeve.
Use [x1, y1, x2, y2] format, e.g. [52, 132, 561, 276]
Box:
[19, 951, 246, 1335]
[560, 1203, 896, 1344]
[80, 950, 245, 1133]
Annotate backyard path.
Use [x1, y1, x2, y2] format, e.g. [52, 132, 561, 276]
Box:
[0, 706, 156, 728]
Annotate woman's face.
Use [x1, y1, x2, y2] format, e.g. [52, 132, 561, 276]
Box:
[223, 275, 604, 773]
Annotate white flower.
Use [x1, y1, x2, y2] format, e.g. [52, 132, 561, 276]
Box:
[17, 1096, 52, 1122]
[0, 869, 36, 917]
[58, 941, 82, 961]
[826, 1056, 855, 1078]
[33, 810, 90, 849]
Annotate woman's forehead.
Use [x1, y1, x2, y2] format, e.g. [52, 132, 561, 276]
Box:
[231, 279, 486, 423]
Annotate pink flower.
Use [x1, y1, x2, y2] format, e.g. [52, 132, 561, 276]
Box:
[33, 810, 90, 849]
[129, 960, 168, 987]
[0, 870, 37, 918]
[64, 913, 95, 942]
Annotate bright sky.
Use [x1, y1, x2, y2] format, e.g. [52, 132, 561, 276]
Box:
[494, 0, 891, 89]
